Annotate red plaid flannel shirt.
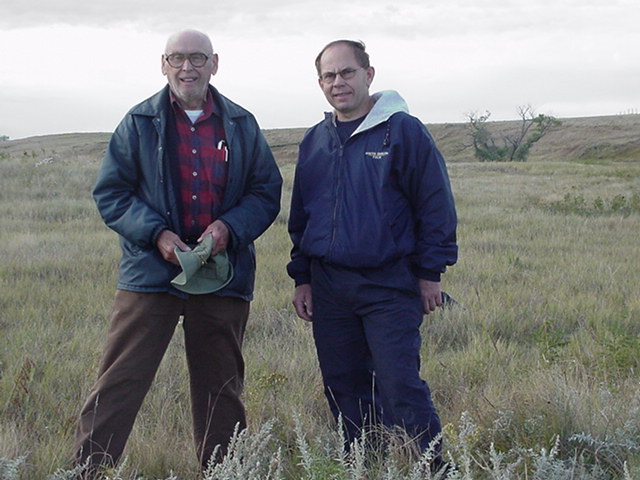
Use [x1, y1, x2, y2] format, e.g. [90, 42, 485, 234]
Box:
[170, 90, 228, 241]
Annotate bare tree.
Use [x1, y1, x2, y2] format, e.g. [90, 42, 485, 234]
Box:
[466, 106, 561, 162]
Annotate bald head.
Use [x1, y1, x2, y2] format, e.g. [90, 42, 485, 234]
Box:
[165, 29, 213, 54]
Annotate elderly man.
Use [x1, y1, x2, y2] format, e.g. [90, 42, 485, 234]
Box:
[287, 40, 457, 472]
[74, 29, 282, 477]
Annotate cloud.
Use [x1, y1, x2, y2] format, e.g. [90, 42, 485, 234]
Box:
[2, 0, 353, 34]
[1, 0, 639, 138]
[3, 0, 638, 45]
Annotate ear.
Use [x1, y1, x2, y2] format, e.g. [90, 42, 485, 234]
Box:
[365, 66, 375, 87]
[211, 53, 219, 76]
[161, 54, 168, 76]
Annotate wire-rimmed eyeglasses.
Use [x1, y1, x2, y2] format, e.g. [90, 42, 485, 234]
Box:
[319, 67, 362, 83]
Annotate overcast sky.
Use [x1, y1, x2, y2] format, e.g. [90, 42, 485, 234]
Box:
[1, 0, 639, 139]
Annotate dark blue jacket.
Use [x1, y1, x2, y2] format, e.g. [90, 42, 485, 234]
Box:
[94, 85, 282, 300]
[287, 90, 457, 286]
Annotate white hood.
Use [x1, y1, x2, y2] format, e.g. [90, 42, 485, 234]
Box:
[352, 90, 409, 137]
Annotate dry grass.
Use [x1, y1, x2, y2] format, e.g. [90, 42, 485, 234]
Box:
[1, 115, 639, 479]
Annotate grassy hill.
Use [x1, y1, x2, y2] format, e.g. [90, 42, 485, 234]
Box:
[1, 115, 639, 479]
[2, 114, 639, 165]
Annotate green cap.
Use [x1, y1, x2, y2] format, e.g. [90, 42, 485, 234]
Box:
[171, 234, 233, 294]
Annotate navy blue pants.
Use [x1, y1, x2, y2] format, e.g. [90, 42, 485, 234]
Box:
[310, 260, 442, 452]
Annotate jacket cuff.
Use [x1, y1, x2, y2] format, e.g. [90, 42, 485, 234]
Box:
[218, 218, 235, 249]
[293, 274, 311, 287]
[415, 268, 442, 283]
[287, 258, 311, 286]
[151, 225, 168, 247]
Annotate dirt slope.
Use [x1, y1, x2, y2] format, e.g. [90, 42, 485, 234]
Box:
[2, 115, 639, 165]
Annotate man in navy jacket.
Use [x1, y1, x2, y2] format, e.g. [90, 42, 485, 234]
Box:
[74, 29, 282, 477]
[288, 40, 457, 467]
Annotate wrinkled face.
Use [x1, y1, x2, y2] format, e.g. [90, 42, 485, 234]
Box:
[161, 31, 218, 110]
[317, 43, 375, 121]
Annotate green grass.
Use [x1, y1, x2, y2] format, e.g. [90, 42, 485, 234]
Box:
[1, 145, 639, 479]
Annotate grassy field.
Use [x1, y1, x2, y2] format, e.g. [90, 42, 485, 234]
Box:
[1, 116, 639, 479]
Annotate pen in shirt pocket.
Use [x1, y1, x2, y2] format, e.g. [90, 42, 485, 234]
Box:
[217, 139, 229, 162]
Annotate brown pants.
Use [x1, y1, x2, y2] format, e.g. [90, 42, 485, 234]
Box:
[74, 290, 249, 473]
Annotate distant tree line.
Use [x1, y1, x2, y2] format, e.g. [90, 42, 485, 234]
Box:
[0, 135, 9, 141]
[466, 106, 561, 162]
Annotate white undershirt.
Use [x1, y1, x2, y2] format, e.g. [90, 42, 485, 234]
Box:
[185, 110, 203, 124]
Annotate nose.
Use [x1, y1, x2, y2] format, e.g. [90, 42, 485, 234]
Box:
[181, 58, 194, 71]
[333, 72, 347, 86]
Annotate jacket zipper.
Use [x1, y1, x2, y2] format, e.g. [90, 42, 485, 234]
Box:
[329, 127, 344, 256]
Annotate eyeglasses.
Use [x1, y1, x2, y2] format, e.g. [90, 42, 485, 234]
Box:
[319, 67, 362, 83]
[164, 52, 212, 68]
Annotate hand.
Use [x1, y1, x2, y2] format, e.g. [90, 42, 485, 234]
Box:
[156, 229, 190, 265]
[198, 220, 230, 256]
[419, 279, 442, 314]
[293, 284, 313, 322]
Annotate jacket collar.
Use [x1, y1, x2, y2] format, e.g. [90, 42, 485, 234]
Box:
[324, 90, 410, 138]
[352, 90, 409, 136]
[131, 85, 249, 121]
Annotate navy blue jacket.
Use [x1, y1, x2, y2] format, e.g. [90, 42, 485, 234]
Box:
[287, 90, 457, 286]
[94, 85, 282, 300]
